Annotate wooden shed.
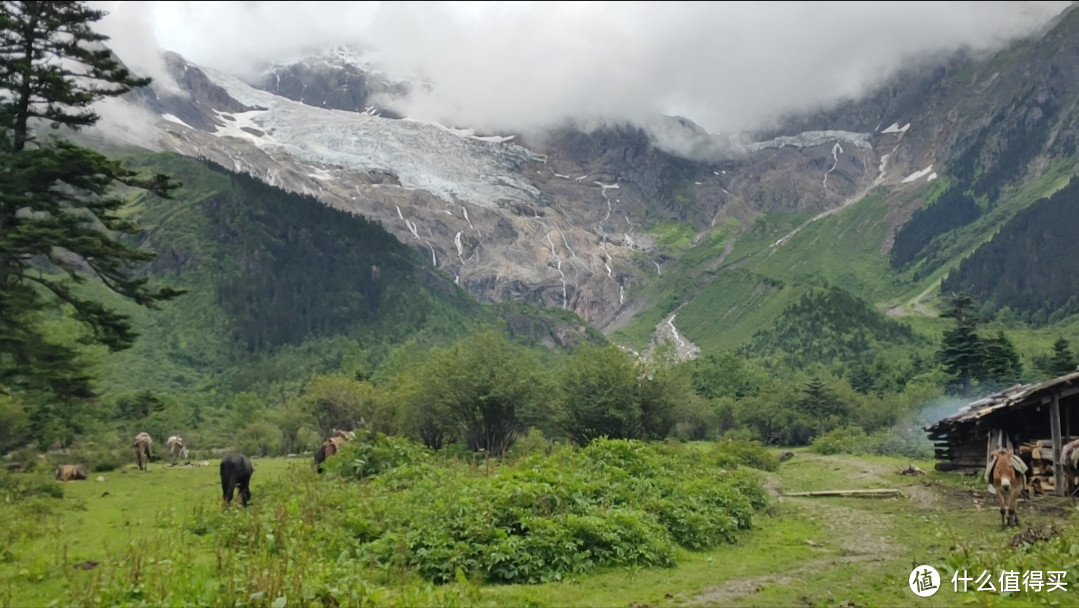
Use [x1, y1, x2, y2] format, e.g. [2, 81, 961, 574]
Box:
[924, 370, 1079, 496]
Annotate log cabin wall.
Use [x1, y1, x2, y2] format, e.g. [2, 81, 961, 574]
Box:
[925, 371, 1079, 496]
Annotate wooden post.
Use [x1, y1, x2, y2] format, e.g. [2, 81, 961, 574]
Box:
[1051, 393, 1064, 496]
[1066, 404, 1072, 444]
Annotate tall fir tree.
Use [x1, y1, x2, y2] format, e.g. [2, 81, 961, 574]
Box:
[0, 2, 182, 437]
[937, 292, 984, 396]
[979, 330, 1022, 389]
[1047, 336, 1077, 377]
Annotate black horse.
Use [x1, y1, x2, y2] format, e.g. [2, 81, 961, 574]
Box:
[220, 452, 254, 508]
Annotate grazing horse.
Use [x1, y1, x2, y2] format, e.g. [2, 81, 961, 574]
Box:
[166, 435, 189, 462]
[988, 448, 1025, 528]
[220, 452, 254, 508]
[133, 432, 153, 471]
[314, 428, 354, 474]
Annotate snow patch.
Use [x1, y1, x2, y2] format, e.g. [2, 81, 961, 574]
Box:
[195, 66, 541, 210]
[161, 114, 193, 129]
[880, 122, 911, 134]
[902, 165, 934, 183]
[747, 130, 872, 152]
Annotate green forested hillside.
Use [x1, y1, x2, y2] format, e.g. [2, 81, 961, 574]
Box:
[91, 153, 494, 400]
[736, 286, 930, 373]
[616, 149, 1079, 391]
[942, 175, 1079, 325]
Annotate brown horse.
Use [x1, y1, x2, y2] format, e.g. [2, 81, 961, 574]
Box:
[134, 432, 153, 471]
[314, 428, 354, 474]
[989, 448, 1024, 528]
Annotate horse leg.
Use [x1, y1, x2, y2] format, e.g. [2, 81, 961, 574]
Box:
[996, 484, 1008, 529]
[1010, 484, 1021, 527]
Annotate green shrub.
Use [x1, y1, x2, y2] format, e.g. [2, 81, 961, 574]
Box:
[2, 446, 44, 473]
[325, 433, 432, 480]
[71, 445, 126, 472]
[712, 439, 780, 471]
[809, 425, 870, 455]
[943, 518, 1079, 604]
[810, 424, 933, 459]
[354, 438, 766, 585]
[507, 428, 552, 459]
[0, 469, 63, 501]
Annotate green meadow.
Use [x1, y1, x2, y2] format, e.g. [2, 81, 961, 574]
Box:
[3, 441, 1076, 608]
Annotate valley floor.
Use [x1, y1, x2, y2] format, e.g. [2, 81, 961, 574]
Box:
[2, 450, 1075, 607]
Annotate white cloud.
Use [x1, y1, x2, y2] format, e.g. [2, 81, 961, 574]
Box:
[93, 1, 1072, 142]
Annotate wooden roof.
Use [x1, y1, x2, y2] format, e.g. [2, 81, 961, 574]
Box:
[924, 370, 1079, 436]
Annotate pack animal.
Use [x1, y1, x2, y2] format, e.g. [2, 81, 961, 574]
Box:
[133, 432, 153, 471]
[988, 448, 1025, 528]
[1063, 438, 1079, 496]
[55, 464, 87, 482]
[220, 452, 254, 508]
[314, 428, 354, 474]
[166, 435, 189, 462]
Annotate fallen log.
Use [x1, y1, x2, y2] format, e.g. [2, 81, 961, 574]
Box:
[781, 488, 902, 498]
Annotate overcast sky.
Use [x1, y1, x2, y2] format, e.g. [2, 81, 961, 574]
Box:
[93, 1, 1072, 140]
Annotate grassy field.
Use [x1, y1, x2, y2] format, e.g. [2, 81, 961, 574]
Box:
[2, 448, 1077, 607]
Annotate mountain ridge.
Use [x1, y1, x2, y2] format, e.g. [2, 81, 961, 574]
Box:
[93, 1, 1079, 365]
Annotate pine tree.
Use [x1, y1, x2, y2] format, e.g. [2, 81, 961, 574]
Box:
[1046, 335, 1077, 377]
[0, 2, 182, 407]
[979, 330, 1022, 389]
[937, 292, 984, 396]
[800, 375, 846, 435]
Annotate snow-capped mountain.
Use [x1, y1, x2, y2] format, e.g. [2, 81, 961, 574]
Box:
[133, 52, 903, 334]
[120, 2, 1079, 352]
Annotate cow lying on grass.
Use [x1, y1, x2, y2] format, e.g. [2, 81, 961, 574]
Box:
[220, 452, 254, 508]
[55, 464, 87, 482]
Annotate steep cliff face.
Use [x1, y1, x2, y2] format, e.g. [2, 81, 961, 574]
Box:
[257, 47, 409, 118]
[137, 54, 929, 332]
[130, 4, 1079, 341]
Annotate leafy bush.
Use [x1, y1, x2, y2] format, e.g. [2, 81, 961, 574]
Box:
[2, 446, 44, 473]
[0, 470, 63, 501]
[324, 432, 433, 480]
[507, 428, 552, 459]
[810, 424, 933, 459]
[942, 518, 1079, 604]
[355, 438, 766, 585]
[809, 425, 870, 455]
[711, 439, 780, 471]
[66, 444, 126, 472]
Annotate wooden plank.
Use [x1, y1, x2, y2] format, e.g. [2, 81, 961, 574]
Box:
[1052, 393, 1064, 496]
[782, 489, 902, 498]
[1061, 403, 1070, 447]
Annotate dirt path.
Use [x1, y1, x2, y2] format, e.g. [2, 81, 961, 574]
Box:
[687, 452, 1074, 607]
[688, 454, 950, 606]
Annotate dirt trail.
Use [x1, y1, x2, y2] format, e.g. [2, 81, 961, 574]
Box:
[688, 453, 939, 606]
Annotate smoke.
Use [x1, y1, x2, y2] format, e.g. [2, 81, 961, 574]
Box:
[90, 1, 1072, 159]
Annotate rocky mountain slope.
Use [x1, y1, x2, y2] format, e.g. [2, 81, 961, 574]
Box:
[120, 3, 1079, 356]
